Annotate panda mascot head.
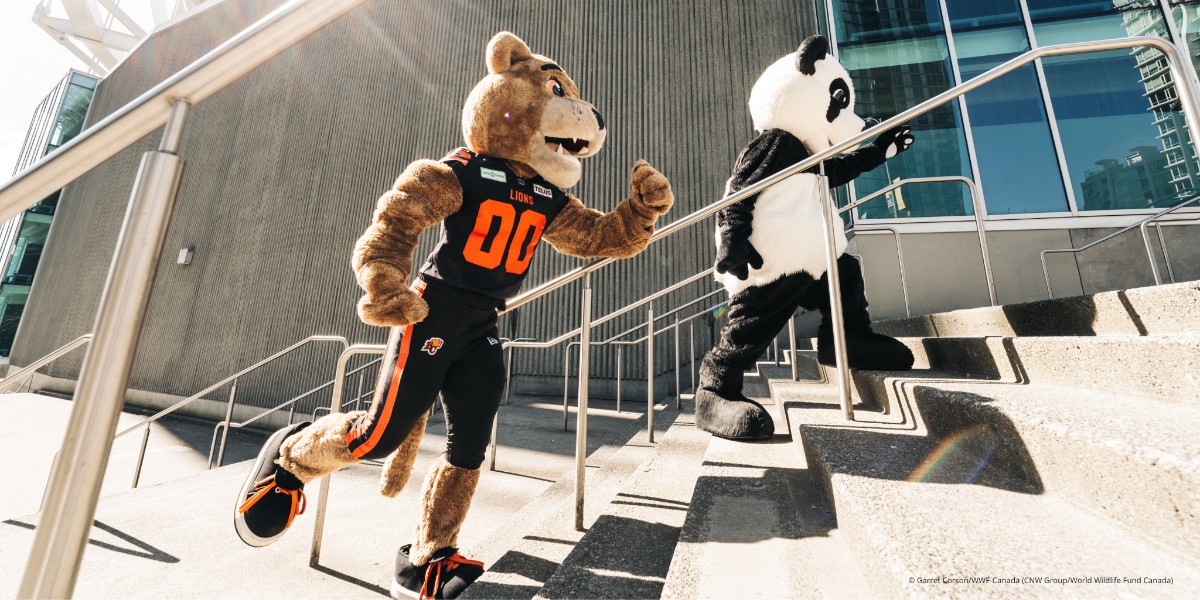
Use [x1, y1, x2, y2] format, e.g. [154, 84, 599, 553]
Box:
[748, 36, 865, 151]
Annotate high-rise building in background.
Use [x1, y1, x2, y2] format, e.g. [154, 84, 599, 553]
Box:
[0, 71, 97, 355]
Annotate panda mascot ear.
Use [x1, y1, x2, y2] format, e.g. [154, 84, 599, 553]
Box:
[795, 35, 830, 75]
[487, 31, 534, 74]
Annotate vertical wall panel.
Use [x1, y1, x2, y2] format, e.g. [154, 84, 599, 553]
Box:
[12, 0, 820, 405]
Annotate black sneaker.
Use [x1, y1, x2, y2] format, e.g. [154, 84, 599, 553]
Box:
[391, 544, 484, 599]
[234, 422, 310, 547]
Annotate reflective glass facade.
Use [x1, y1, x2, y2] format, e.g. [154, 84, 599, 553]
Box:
[827, 0, 1200, 221]
[0, 71, 97, 355]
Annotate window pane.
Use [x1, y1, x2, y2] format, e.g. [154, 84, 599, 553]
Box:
[1044, 49, 1191, 210]
[835, 0, 974, 219]
[1032, 1, 1200, 210]
[947, 0, 1070, 214]
[1171, 1, 1200, 98]
[1028, 0, 1167, 45]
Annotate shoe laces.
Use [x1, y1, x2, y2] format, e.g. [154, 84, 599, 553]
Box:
[419, 552, 483, 600]
[237, 474, 306, 528]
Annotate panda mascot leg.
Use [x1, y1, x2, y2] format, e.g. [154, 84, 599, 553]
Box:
[695, 35, 915, 441]
[799, 253, 915, 369]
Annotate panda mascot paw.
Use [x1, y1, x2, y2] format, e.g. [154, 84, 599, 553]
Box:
[694, 390, 775, 440]
[694, 359, 775, 440]
[870, 125, 915, 159]
[715, 236, 764, 281]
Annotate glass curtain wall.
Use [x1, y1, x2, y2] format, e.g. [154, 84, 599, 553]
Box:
[832, 0, 975, 219]
[0, 72, 97, 355]
[828, 0, 1200, 219]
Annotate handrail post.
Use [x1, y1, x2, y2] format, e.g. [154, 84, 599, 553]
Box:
[966, 180, 998, 305]
[130, 426, 151, 488]
[1153, 223, 1176, 283]
[1140, 221, 1164, 285]
[19, 98, 190, 599]
[216, 377, 238, 468]
[354, 369, 365, 412]
[788, 315, 799, 381]
[311, 343, 385, 567]
[818, 163, 854, 421]
[574, 274, 592, 531]
[616, 347, 623, 413]
[646, 306, 655, 443]
[688, 322, 696, 394]
[489, 412, 499, 471]
[503, 346, 514, 406]
[563, 343, 574, 431]
[673, 316, 681, 409]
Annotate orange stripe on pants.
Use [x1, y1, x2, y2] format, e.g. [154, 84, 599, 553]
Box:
[348, 327, 415, 458]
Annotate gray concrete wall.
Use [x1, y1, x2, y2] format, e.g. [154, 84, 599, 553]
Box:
[12, 0, 818, 407]
[849, 224, 1200, 321]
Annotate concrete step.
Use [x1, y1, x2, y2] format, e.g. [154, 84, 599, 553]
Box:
[783, 386, 1200, 598]
[915, 335, 1200, 403]
[785, 370, 1200, 560]
[661, 431, 873, 600]
[873, 280, 1200, 339]
[779, 380, 1200, 597]
[460, 401, 681, 599]
[536, 406, 708, 599]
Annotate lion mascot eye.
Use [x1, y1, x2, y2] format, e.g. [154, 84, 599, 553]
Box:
[546, 79, 565, 97]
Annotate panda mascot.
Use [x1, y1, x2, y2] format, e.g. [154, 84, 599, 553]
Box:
[695, 35, 916, 441]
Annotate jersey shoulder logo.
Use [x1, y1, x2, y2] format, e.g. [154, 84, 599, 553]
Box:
[480, 167, 507, 183]
[442, 147, 475, 166]
[533, 183, 553, 198]
[421, 337, 445, 355]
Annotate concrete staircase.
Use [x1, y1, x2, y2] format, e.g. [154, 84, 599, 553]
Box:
[2, 281, 1198, 598]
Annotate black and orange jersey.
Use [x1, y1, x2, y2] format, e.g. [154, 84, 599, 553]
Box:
[418, 148, 570, 299]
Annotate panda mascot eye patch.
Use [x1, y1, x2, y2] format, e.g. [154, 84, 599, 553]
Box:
[828, 79, 851, 123]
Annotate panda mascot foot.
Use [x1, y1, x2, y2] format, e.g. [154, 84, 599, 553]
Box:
[694, 388, 775, 440]
[816, 323, 914, 370]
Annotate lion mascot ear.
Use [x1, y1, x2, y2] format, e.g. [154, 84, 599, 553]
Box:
[486, 31, 533, 74]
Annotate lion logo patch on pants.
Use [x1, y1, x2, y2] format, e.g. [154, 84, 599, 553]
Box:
[421, 338, 445, 355]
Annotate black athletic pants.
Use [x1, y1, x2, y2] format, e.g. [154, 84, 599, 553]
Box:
[345, 277, 505, 469]
[699, 254, 870, 395]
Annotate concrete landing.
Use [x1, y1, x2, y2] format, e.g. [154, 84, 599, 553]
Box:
[0, 395, 643, 598]
[1, 392, 268, 522]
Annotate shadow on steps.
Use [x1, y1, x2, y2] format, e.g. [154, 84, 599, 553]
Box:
[793, 388, 1045, 496]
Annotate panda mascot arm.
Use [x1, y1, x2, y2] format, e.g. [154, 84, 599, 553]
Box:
[715, 126, 913, 281]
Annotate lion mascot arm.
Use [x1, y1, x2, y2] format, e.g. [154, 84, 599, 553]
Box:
[541, 159, 674, 259]
[352, 160, 463, 327]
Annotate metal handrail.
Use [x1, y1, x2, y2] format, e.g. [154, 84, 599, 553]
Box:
[849, 227, 910, 318]
[503, 268, 715, 350]
[119, 335, 348, 486]
[846, 176, 993, 308]
[17, 2, 369, 594]
[503, 37, 1200, 315]
[22, 32, 1200, 592]
[310, 343, 386, 567]
[1040, 194, 1200, 298]
[208, 356, 382, 469]
[0, 334, 93, 394]
[563, 297, 729, 419]
[1148, 219, 1200, 284]
[0, 0, 366, 226]
[496, 36, 1200, 525]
